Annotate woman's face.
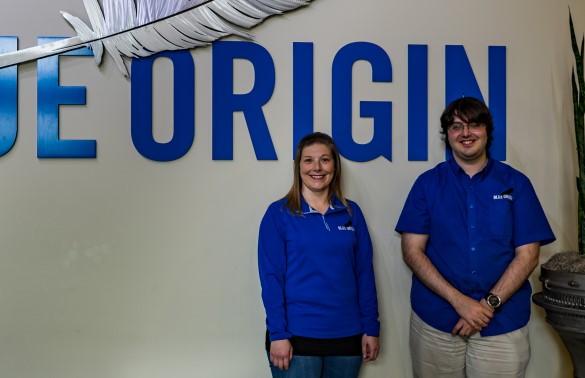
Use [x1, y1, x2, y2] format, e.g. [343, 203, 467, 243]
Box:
[299, 143, 335, 195]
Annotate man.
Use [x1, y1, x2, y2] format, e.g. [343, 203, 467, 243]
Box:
[395, 97, 555, 378]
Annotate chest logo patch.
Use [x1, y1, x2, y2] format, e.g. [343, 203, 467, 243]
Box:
[493, 194, 513, 201]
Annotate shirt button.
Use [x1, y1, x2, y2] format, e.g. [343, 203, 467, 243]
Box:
[471, 247, 476, 251]
[472, 270, 476, 274]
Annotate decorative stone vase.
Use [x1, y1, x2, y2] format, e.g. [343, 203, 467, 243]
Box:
[532, 263, 585, 378]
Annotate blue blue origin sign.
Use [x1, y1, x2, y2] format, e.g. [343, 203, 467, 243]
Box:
[0, 37, 506, 162]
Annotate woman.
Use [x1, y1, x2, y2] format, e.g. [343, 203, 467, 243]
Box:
[258, 132, 380, 378]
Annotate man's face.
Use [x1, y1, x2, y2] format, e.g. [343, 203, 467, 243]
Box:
[447, 115, 488, 165]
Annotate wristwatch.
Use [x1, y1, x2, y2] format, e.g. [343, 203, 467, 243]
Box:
[484, 292, 502, 311]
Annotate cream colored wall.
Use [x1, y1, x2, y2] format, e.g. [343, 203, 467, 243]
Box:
[0, 0, 581, 377]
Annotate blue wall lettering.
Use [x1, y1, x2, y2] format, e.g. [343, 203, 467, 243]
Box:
[408, 45, 429, 161]
[332, 42, 393, 162]
[0, 37, 17, 157]
[293, 42, 314, 159]
[212, 41, 277, 160]
[0, 38, 507, 162]
[37, 37, 95, 158]
[131, 51, 195, 162]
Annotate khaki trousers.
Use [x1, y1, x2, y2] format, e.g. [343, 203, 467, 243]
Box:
[410, 311, 530, 378]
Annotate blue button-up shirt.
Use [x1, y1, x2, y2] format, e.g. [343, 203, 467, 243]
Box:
[396, 159, 555, 336]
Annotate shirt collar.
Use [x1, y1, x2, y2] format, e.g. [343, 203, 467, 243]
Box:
[301, 195, 346, 214]
[448, 157, 493, 180]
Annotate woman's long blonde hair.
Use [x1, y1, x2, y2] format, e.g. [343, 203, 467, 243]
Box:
[283, 132, 351, 215]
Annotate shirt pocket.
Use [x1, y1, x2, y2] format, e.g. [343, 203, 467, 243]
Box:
[489, 199, 513, 237]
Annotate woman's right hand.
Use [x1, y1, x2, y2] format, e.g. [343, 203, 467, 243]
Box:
[270, 339, 293, 370]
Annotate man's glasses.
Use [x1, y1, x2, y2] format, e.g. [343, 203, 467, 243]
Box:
[448, 122, 485, 133]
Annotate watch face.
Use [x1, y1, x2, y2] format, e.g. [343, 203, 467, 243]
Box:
[488, 295, 501, 307]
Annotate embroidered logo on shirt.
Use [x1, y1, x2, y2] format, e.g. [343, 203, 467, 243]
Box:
[493, 188, 513, 201]
[338, 220, 355, 231]
[493, 194, 513, 201]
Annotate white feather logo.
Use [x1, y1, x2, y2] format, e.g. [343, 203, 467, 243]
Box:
[0, 0, 311, 76]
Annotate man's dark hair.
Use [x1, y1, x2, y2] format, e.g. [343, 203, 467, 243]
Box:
[440, 97, 494, 152]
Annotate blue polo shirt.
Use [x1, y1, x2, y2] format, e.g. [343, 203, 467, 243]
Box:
[395, 159, 555, 336]
[259, 196, 380, 341]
